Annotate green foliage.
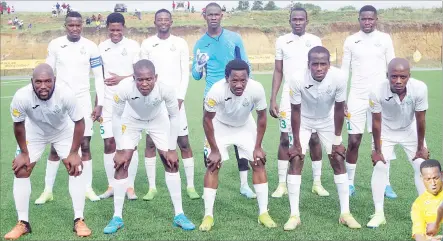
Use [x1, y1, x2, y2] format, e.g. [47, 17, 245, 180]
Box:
[264, 1, 278, 11]
[293, 2, 321, 11]
[251, 1, 264, 11]
[338, 5, 356, 11]
[237, 1, 250, 11]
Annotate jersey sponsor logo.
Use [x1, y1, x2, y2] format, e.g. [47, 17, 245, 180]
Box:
[113, 94, 121, 103]
[206, 98, 216, 107]
[289, 89, 294, 97]
[61, 44, 68, 48]
[305, 84, 314, 89]
[121, 48, 127, 56]
[385, 96, 393, 101]
[32, 104, 40, 109]
[12, 108, 21, 117]
[224, 97, 232, 101]
[242, 98, 250, 107]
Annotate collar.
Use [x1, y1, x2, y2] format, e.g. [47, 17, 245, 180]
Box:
[359, 29, 378, 38]
[206, 28, 224, 41]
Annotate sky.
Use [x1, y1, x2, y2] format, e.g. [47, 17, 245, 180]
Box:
[4, 0, 442, 12]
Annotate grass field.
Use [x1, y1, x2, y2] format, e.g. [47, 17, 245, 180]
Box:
[0, 71, 442, 240]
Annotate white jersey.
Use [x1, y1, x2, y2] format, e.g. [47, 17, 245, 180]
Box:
[289, 67, 347, 120]
[275, 32, 322, 86]
[204, 79, 267, 127]
[99, 37, 140, 100]
[140, 35, 190, 100]
[10, 83, 83, 136]
[369, 78, 428, 131]
[46, 36, 105, 105]
[341, 30, 395, 99]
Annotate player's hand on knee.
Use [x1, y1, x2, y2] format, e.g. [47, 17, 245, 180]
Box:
[12, 153, 31, 173]
[114, 151, 129, 171]
[253, 147, 266, 166]
[207, 151, 221, 173]
[331, 144, 346, 160]
[426, 222, 440, 237]
[166, 150, 179, 169]
[269, 101, 279, 118]
[371, 150, 386, 166]
[288, 144, 304, 162]
[413, 147, 430, 161]
[64, 152, 83, 176]
[91, 105, 103, 122]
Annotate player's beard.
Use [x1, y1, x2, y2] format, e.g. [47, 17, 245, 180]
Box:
[33, 84, 55, 101]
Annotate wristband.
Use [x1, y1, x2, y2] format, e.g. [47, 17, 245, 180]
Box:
[333, 135, 342, 145]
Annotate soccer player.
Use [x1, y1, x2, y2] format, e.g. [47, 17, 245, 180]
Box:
[97, 12, 141, 200]
[412, 159, 443, 241]
[36, 11, 104, 203]
[199, 59, 277, 231]
[341, 5, 396, 198]
[192, 2, 256, 199]
[286, 46, 361, 230]
[4, 64, 91, 239]
[269, 7, 328, 198]
[140, 9, 199, 200]
[367, 58, 430, 228]
[103, 59, 195, 233]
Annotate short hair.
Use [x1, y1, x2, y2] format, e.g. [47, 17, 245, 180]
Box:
[290, 7, 308, 20]
[225, 59, 250, 79]
[133, 59, 155, 75]
[66, 11, 82, 20]
[308, 46, 330, 63]
[359, 5, 377, 15]
[155, 8, 171, 20]
[106, 12, 125, 26]
[420, 159, 442, 172]
[206, 2, 221, 10]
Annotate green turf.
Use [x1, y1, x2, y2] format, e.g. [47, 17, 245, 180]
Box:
[0, 71, 442, 240]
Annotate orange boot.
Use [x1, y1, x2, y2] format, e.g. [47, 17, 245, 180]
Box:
[4, 221, 31, 240]
[73, 218, 92, 237]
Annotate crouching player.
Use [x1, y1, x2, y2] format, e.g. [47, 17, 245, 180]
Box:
[5, 64, 91, 239]
[200, 59, 277, 231]
[103, 59, 195, 234]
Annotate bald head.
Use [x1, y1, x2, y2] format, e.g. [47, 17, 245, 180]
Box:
[388, 58, 410, 73]
[133, 59, 157, 96]
[33, 63, 54, 79]
[133, 59, 156, 75]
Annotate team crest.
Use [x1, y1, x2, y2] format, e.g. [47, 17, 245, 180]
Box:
[242, 98, 250, 107]
[53, 105, 61, 114]
[80, 46, 86, 55]
[12, 108, 21, 117]
[305, 40, 311, 47]
[374, 42, 381, 47]
[170, 44, 176, 51]
[121, 48, 127, 56]
[405, 96, 413, 105]
[152, 98, 161, 106]
[325, 85, 332, 95]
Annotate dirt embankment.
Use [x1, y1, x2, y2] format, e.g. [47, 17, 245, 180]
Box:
[1, 22, 442, 74]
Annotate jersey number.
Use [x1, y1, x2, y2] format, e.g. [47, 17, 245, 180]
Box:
[100, 125, 105, 135]
[280, 120, 287, 129]
[346, 121, 352, 131]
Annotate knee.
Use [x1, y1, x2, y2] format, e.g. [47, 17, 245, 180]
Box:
[104, 138, 116, 153]
[15, 167, 32, 178]
[279, 134, 290, 148]
[348, 137, 362, 150]
[81, 139, 91, 153]
[373, 161, 388, 173]
[177, 138, 191, 152]
[413, 158, 425, 172]
[251, 163, 265, 173]
[309, 133, 321, 146]
[49, 146, 59, 160]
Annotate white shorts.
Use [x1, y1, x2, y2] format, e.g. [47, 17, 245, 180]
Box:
[346, 95, 372, 135]
[279, 85, 292, 133]
[120, 111, 169, 151]
[15, 124, 74, 163]
[145, 102, 189, 138]
[372, 125, 427, 162]
[299, 116, 335, 155]
[204, 116, 257, 162]
[77, 94, 93, 137]
[100, 98, 114, 139]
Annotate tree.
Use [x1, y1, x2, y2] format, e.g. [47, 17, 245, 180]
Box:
[237, 1, 250, 11]
[338, 5, 356, 11]
[264, 1, 278, 10]
[251, 1, 263, 11]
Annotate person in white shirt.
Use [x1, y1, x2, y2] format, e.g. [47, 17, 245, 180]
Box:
[140, 9, 199, 201]
[4, 64, 91, 240]
[367, 58, 430, 228]
[36, 11, 104, 204]
[105, 59, 196, 233]
[286, 46, 361, 230]
[269, 7, 328, 199]
[97, 12, 141, 201]
[341, 5, 396, 198]
[199, 59, 277, 231]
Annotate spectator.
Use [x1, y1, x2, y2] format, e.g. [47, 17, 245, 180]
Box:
[11, 5, 14, 13]
[97, 13, 102, 21]
[0, 4, 3, 14]
[28, 23, 32, 29]
[7, 18, 12, 25]
[91, 14, 96, 21]
[86, 17, 91, 25]
[172, 1, 175, 11]
[7, 5, 10, 14]
[134, 8, 141, 20]
[56, 2, 60, 14]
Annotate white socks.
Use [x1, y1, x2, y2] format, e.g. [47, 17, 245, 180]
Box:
[277, 160, 289, 183]
[14, 177, 31, 222]
[203, 188, 217, 217]
[412, 158, 426, 195]
[104, 153, 115, 187]
[240, 171, 248, 188]
[69, 174, 86, 219]
[334, 174, 350, 214]
[254, 183, 269, 215]
[83, 160, 93, 189]
[346, 162, 357, 186]
[144, 157, 156, 189]
[113, 178, 128, 218]
[128, 151, 139, 189]
[371, 161, 388, 213]
[44, 160, 60, 193]
[386, 161, 391, 186]
[182, 158, 195, 188]
[287, 175, 301, 217]
[312, 161, 322, 183]
[165, 172, 183, 216]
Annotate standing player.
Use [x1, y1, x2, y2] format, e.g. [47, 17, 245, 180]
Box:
[199, 59, 276, 231]
[192, 2, 255, 199]
[36, 11, 104, 203]
[341, 5, 396, 198]
[98, 13, 141, 200]
[269, 7, 328, 198]
[140, 9, 199, 200]
[4, 64, 91, 239]
[103, 60, 195, 233]
[367, 58, 430, 228]
[286, 46, 361, 230]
